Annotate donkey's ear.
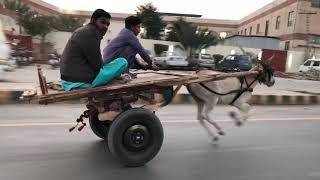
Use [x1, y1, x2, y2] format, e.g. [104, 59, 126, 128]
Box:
[264, 54, 275, 64]
[250, 65, 260, 72]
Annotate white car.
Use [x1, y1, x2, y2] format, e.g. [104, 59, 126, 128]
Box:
[298, 59, 320, 72]
[191, 53, 215, 69]
[154, 51, 187, 68]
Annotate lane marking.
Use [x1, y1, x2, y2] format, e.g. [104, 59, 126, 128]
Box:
[0, 117, 319, 127]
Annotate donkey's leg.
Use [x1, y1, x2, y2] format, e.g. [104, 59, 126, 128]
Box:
[231, 102, 251, 126]
[202, 98, 225, 136]
[198, 118, 219, 141]
[196, 99, 205, 120]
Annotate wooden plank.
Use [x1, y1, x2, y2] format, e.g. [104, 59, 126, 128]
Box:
[37, 65, 48, 95]
[133, 70, 192, 76]
[33, 70, 259, 104]
[37, 75, 194, 104]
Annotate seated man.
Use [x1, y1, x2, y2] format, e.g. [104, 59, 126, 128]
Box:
[60, 9, 128, 91]
[102, 16, 159, 76]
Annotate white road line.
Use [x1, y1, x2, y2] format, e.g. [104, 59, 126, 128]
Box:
[0, 117, 319, 127]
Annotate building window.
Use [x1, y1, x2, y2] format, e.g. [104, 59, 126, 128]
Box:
[288, 11, 294, 27]
[308, 35, 320, 45]
[249, 26, 252, 35]
[311, 0, 320, 8]
[284, 41, 290, 50]
[244, 28, 247, 35]
[276, 16, 281, 29]
[240, 30, 243, 35]
[256, 24, 260, 35]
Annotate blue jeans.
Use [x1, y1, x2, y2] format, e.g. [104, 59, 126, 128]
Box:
[61, 57, 128, 91]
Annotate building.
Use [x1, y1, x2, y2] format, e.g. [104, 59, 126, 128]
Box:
[237, 0, 320, 56]
[223, 35, 281, 50]
[0, 0, 319, 55]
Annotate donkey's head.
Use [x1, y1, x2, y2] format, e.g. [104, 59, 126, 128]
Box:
[251, 57, 275, 87]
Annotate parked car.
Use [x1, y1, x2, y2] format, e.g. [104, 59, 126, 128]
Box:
[218, 54, 252, 72]
[298, 59, 320, 72]
[154, 51, 187, 69]
[191, 53, 215, 70]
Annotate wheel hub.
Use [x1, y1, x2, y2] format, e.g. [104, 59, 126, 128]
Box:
[123, 124, 150, 152]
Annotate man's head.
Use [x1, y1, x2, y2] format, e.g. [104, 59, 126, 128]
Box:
[90, 9, 111, 37]
[125, 16, 142, 36]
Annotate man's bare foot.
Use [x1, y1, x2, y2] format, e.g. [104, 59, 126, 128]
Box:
[128, 72, 137, 79]
[116, 74, 132, 83]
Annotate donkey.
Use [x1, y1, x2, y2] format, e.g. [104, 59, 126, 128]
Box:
[186, 60, 275, 141]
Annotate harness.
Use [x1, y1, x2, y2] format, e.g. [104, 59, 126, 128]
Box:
[199, 75, 259, 105]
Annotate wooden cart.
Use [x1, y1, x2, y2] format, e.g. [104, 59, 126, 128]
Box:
[22, 66, 258, 167]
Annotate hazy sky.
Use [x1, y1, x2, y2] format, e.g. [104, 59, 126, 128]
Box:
[43, 0, 274, 20]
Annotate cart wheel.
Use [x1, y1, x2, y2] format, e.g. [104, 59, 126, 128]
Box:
[89, 110, 111, 140]
[107, 108, 163, 167]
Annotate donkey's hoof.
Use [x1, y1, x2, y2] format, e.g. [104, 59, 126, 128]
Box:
[235, 121, 243, 127]
[212, 136, 219, 142]
[229, 111, 237, 119]
[218, 131, 226, 136]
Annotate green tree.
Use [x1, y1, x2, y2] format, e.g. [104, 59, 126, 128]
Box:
[3, 0, 30, 33]
[18, 11, 53, 38]
[51, 15, 85, 32]
[3, 0, 30, 14]
[136, 3, 166, 40]
[18, 11, 54, 59]
[166, 17, 192, 42]
[168, 18, 218, 56]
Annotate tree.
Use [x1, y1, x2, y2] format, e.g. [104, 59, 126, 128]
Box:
[18, 11, 54, 59]
[3, 0, 30, 33]
[166, 17, 192, 42]
[18, 11, 53, 38]
[3, 0, 30, 14]
[136, 3, 166, 40]
[51, 15, 85, 32]
[168, 18, 218, 56]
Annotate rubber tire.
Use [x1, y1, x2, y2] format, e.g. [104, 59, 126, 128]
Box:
[89, 110, 111, 140]
[107, 108, 163, 167]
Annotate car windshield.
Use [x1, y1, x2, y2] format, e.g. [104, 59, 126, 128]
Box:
[225, 55, 236, 61]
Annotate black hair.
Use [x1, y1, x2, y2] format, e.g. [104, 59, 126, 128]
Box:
[125, 16, 141, 29]
[91, 9, 111, 20]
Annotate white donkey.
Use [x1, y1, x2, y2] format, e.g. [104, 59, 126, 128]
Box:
[186, 60, 275, 141]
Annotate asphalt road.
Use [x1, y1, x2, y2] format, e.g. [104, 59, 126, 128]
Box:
[0, 104, 320, 180]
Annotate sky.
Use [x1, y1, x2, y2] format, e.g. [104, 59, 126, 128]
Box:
[43, 0, 274, 20]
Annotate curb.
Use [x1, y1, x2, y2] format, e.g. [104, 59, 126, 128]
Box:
[1, 90, 320, 105]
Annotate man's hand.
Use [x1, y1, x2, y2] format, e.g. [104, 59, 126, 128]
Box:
[150, 63, 160, 71]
